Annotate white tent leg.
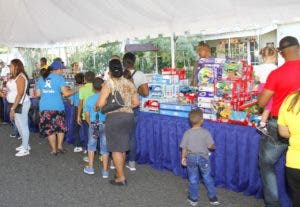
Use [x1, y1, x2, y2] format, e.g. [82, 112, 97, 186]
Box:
[170, 33, 175, 68]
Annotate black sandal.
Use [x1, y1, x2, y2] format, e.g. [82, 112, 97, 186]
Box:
[50, 151, 57, 156]
[110, 179, 127, 186]
[57, 148, 67, 154]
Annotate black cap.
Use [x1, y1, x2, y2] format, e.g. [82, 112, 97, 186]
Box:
[278, 36, 299, 51]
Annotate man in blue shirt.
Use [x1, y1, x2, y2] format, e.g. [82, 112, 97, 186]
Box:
[83, 77, 109, 178]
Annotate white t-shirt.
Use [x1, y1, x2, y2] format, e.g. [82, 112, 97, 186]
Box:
[130, 70, 147, 89]
[6, 74, 29, 103]
[253, 63, 277, 83]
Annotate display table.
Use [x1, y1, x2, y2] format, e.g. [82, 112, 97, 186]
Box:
[136, 112, 291, 207]
[2, 98, 291, 206]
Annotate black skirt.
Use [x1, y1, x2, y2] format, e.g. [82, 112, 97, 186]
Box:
[105, 112, 134, 152]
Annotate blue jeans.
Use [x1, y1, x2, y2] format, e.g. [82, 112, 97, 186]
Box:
[259, 118, 288, 207]
[14, 100, 31, 149]
[73, 107, 81, 147]
[128, 107, 139, 161]
[87, 123, 108, 155]
[186, 154, 217, 201]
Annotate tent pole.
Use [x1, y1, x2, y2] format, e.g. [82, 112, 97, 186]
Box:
[171, 33, 175, 68]
[155, 52, 158, 74]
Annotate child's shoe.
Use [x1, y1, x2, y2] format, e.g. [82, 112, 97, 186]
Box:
[83, 167, 94, 175]
[187, 197, 198, 206]
[209, 197, 221, 206]
[102, 170, 109, 178]
[110, 160, 115, 170]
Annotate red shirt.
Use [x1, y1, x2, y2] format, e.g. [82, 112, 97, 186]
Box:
[264, 60, 300, 116]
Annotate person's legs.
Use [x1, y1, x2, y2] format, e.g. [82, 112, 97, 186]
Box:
[99, 123, 109, 172]
[73, 107, 81, 148]
[286, 167, 300, 207]
[83, 124, 97, 175]
[48, 134, 57, 153]
[259, 118, 288, 207]
[127, 107, 139, 166]
[14, 101, 31, 150]
[55, 111, 66, 152]
[112, 152, 126, 181]
[199, 157, 218, 201]
[0, 97, 4, 123]
[57, 133, 65, 150]
[186, 155, 200, 202]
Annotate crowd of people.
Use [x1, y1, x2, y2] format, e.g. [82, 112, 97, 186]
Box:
[0, 36, 299, 206]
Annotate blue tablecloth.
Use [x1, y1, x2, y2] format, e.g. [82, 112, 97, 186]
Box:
[2, 98, 291, 206]
[136, 112, 291, 207]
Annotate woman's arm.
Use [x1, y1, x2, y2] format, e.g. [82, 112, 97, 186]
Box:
[131, 92, 139, 109]
[278, 125, 290, 139]
[96, 82, 110, 109]
[61, 86, 79, 97]
[137, 83, 149, 97]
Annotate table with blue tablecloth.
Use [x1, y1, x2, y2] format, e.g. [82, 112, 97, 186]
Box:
[2, 98, 292, 206]
[136, 112, 291, 207]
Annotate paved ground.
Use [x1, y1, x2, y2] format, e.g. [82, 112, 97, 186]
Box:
[0, 125, 264, 207]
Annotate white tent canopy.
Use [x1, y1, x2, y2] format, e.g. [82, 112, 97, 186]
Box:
[1, 0, 300, 48]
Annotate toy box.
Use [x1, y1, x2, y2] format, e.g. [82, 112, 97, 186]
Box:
[222, 61, 243, 79]
[162, 68, 177, 75]
[149, 84, 165, 98]
[141, 98, 160, 113]
[196, 58, 225, 86]
[215, 79, 242, 101]
[197, 90, 214, 98]
[160, 109, 189, 118]
[176, 69, 186, 80]
[211, 100, 232, 120]
[160, 103, 195, 112]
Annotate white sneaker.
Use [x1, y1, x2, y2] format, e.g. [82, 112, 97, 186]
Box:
[126, 161, 136, 171]
[15, 149, 30, 157]
[110, 160, 115, 170]
[83, 156, 89, 163]
[74, 147, 83, 153]
[16, 145, 31, 151]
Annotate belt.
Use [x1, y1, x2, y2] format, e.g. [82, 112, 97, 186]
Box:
[270, 116, 278, 120]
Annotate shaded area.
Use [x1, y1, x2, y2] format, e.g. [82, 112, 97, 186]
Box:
[0, 125, 264, 207]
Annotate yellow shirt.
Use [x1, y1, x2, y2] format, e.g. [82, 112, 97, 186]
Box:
[278, 94, 300, 169]
[41, 64, 48, 69]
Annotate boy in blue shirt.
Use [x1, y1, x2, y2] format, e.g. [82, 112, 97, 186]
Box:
[83, 77, 109, 178]
[69, 73, 84, 152]
[180, 109, 221, 206]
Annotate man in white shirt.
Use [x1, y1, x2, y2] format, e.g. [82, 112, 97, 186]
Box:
[123, 52, 149, 171]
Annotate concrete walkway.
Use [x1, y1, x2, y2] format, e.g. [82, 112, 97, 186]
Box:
[0, 125, 264, 207]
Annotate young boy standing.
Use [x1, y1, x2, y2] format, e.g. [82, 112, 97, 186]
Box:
[83, 77, 109, 178]
[69, 73, 84, 152]
[180, 109, 220, 206]
[77, 71, 95, 154]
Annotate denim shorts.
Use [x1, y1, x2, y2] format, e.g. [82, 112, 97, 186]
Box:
[87, 122, 108, 155]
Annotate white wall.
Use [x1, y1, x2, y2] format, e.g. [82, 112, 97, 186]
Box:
[277, 22, 300, 65]
[259, 30, 276, 49]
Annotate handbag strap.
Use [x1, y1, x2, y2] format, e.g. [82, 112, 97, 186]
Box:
[16, 73, 27, 104]
[108, 78, 125, 107]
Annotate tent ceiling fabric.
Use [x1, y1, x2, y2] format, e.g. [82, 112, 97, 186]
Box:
[0, 0, 300, 47]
